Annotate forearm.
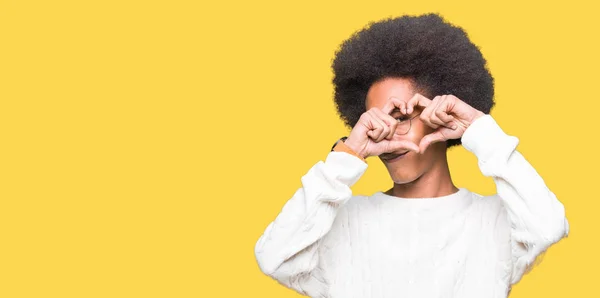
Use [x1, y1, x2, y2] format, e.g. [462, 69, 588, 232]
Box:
[462, 115, 568, 242]
[461, 115, 569, 283]
[254, 151, 367, 284]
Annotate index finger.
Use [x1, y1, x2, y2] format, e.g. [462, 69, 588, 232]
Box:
[406, 93, 432, 115]
[382, 96, 408, 115]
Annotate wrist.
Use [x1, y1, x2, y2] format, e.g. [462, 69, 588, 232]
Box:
[343, 137, 366, 159]
[468, 111, 485, 127]
[331, 136, 366, 162]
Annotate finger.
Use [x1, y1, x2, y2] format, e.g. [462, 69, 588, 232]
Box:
[382, 96, 408, 115]
[428, 96, 448, 127]
[361, 111, 382, 140]
[366, 117, 383, 140]
[420, 112, 440, 129]
[366, 130, 378, 140]
[367, 109, 389, 142]
[419, 131, 446, 153]
[369, 109, 391, 142]
[406, 93, 431, 115]
[419, 97, 439, 129]
[436, 109, 455, 124]
[434, 98, 457, 129]
[371, 108, 398, 140]
[365, 112, 384, 141]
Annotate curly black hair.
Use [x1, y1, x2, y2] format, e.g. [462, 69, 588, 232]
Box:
[331, 13, 495, 148]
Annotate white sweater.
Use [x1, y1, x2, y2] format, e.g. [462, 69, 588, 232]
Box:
[254, 115, 569, 298]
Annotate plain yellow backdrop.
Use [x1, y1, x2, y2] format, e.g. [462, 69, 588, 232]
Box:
[1, 0, 597, 297]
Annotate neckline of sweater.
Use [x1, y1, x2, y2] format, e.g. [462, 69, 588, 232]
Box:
[372, 187, 473, 213]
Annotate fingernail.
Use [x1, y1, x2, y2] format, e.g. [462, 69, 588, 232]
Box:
[452, 125, 457, 130]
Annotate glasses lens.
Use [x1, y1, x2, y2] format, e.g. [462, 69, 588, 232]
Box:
[396, 119, 411, 135]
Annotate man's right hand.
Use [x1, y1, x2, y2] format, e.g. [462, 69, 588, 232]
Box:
[343, 97, 420, 159]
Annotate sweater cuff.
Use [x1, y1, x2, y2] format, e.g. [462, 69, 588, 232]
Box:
[461, 114, 519, 163]
[324, 151, 369, 187]
[332, 139, 367, 162]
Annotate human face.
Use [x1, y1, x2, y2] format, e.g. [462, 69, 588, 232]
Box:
[365, 77, 447, 184]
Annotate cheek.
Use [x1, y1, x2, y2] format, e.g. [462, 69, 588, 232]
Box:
[405, 122, 433, 143]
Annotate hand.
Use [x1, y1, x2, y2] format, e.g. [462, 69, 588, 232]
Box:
[406, 94, 485, 153]
[344, 102, 420, 159]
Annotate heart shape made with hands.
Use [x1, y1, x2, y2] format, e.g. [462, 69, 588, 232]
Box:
[383, 93, 485, 153]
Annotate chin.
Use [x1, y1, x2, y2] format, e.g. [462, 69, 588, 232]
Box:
[382, 155, 425, 185]
[390, 176, 418, 185]
[388, 170, 421, 184]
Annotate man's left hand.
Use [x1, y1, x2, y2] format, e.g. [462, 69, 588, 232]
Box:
[406, 94, 485, 153]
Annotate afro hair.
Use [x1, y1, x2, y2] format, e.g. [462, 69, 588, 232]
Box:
[331, 13, 495, 148]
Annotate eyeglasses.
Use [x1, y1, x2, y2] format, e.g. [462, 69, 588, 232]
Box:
[394, 111, 422, 135]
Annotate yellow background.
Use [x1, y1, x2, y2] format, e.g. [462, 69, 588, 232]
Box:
[0, 0, 596, 297]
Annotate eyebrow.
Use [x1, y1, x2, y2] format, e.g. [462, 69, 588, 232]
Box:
[390, 107, 404, 115]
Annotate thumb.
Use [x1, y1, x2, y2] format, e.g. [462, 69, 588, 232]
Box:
[387, 139, 420, 153]
[419, 132, 445, 153]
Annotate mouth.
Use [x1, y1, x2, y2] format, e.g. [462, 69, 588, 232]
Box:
[380, 150, 410, 162]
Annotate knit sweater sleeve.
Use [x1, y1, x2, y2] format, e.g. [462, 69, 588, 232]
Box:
[254, 151, 368, 297]
[461, 114, 570, 286]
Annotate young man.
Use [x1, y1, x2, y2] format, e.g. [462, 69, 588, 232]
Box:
[254, 13, 569, 298]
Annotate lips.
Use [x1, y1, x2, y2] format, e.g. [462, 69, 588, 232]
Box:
[381, 150, 410, 161]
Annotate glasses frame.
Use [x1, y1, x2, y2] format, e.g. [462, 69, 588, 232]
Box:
[394, 111, 422, 135]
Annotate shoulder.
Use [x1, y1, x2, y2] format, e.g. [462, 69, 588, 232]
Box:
[328, 193, 383, 228]
[465, 190, 509, 226]
[468, 190, 504, 209]
[336, 192, 380, 207]
[336, 193, 378, 215]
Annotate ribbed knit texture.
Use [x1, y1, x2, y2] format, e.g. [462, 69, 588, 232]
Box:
[255, 115, 569, 298]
